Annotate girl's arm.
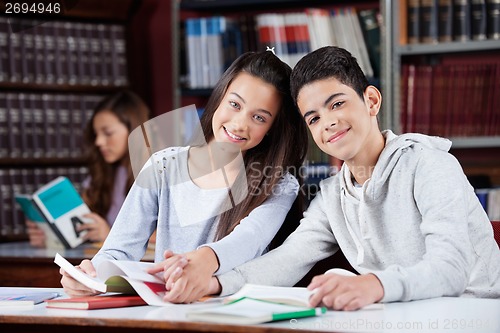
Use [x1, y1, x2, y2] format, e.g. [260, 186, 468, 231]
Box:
[91, 161, 160, 268]
[201, 173, 301, 275]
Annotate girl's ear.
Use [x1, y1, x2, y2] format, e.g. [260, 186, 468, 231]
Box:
[364, 85, 382, 116]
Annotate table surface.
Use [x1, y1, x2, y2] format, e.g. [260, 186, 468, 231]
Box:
[0, 288, 499, 333]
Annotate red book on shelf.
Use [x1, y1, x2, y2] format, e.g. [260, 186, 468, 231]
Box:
[46, 295, 147, 310]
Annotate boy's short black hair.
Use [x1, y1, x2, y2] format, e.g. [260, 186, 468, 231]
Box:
[290, 46, 369, 104]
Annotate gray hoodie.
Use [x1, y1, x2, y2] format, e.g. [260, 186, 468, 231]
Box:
[218, 131, 500, 302]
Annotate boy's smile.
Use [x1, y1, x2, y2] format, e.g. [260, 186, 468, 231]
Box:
[297, 78, 383, 169]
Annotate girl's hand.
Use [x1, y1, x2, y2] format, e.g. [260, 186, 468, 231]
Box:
[163, 247, 220, 303]
[147, 250, 188, 286]
[26, 220, 46, 248]
[78, 213, 110, 242]
[308, 273, 384, 311]
[60, 259, 101, 297]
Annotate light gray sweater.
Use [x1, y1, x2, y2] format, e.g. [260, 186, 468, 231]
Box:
[92, 146, 299, 274]
[218, 131, 500, 302]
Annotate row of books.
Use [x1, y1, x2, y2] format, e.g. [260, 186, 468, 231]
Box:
[476, 188, 500, 221]
[0, 166, 88, 238]
[403, 0, 500, 44]
[183, 7, 380, 89]
[0, 17, 128, 87]
[0, 93, 101, 159]
[400, 58, 500, 137]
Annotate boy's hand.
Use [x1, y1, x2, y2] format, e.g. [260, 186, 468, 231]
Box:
[78, 213, 110, 242]
[308, 273, 384, 311]
[26, 220, 46, 248]
[147, 250, 188, 286]
[60, 259, 101, 297]
[163, 247, 220, 303]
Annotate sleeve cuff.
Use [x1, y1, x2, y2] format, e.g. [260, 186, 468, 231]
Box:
[217, 270, 246, 296]
[373, 270, 405, 303]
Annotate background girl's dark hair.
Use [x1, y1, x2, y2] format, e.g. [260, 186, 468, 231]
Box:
[290, 46, 369, 103]
[199, 51, 308, 241]
[83, 90, 150, 218]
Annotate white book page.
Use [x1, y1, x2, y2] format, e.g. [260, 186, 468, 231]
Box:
[54, 253, 107, 293]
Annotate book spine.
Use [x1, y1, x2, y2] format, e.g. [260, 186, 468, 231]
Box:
[43, 21, 56, 85]
[408, 0, 421, 43]
[32, 21, 45, 84]
[64, 22, 77, 85]
[0, 92, 7, 158]
[29, 94, 44, 158]
[0, 17, 8, 82]
[8, 18, 22, 83]
[438, 0, 454, 41]
[110, 24, 128, 86]
[18, 93, 33, 158]
[51, 21, 66, 85]
[20, 18, 35, 83]
[471, 0, 488, 40]
[454, 0, 472, 41]
[97, 24, 111, 86]
[421, 0, 440, 43]
[56, 95, 71, 158]
[399, 0, 409, 45]
[6, 93, 21, 158]
[487, 0, 500, 39]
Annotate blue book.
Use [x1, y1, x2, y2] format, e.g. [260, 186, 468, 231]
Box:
[0, 289, 60, 306]
[15, 176, 91, 249]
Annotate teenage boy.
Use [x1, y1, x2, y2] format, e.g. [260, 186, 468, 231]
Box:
[166, 46, 500, 310]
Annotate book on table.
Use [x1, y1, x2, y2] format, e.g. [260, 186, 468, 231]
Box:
[46, 294, 147, 310]
[187, 284, 327, 325]
[15, 176, 92, 249]
[0, 289, 60, 307]
[54, 253, 169, 306]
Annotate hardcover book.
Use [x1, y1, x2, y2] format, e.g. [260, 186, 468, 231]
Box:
[46, 294, 147, 310]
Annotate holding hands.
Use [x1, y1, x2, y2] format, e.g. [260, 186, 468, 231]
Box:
[147, 247, 220, 303]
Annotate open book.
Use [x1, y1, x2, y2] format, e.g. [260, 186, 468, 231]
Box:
[54, 253, 169, 306]
[187, 283, 329, 325]
[15, 176, 92, 249]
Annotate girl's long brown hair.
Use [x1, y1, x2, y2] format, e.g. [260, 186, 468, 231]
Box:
[199, 52, 308, 241]
[83, 90, 150, 218]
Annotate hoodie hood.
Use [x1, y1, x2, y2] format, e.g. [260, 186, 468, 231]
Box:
[341, 130, 452, 200]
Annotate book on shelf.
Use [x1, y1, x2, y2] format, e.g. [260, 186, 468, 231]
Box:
[0, 289, 60, 306]
[453, 0, 472, 41]
[14, 176, 92, 249]
[438, 0, 454, 42]
[487, 0, 500, 39]
[54, 253, 169, 306]
[420, 0, 439, 44]
[46, 294, 147, 310]
[471, 0, 488, 40]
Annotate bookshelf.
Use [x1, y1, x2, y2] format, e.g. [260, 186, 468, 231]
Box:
[174, 0, 381, 168]
[0, 0, 174, 242]
[380, 0, 500, 217]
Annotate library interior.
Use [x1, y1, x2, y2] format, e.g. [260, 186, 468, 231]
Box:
[0, 1, 499, 332]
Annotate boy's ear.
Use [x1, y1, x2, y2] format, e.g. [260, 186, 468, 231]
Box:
[364, 85, 382, 116]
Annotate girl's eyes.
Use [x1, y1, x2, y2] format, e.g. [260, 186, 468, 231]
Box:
[253, 114, 265, 123]
[308, 116, 319, 126]
[229, 100, 240, 109]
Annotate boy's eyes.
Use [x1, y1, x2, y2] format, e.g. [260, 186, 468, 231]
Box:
[332, 101, 344, 109]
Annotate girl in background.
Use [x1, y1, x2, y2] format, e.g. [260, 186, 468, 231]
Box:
[27, 90, 150, 247]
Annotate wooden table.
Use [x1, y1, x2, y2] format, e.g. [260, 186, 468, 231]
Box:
[0, 242, 153, 287]
[0, 288, 499, 333]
